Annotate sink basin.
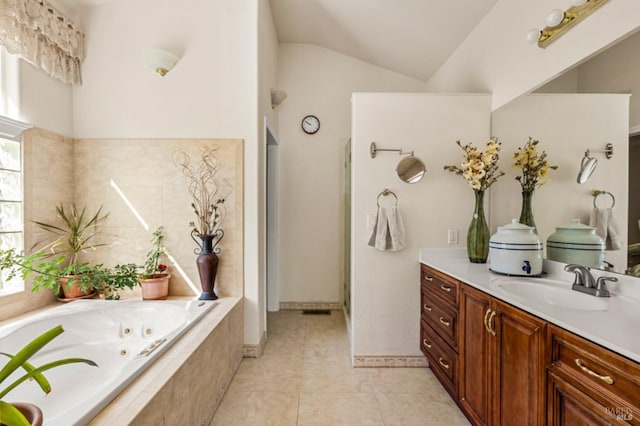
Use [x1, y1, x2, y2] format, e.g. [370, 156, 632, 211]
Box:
[491, 278, 609, 311]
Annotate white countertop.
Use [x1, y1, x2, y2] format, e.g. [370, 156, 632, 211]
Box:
[419, 248, 640, 363]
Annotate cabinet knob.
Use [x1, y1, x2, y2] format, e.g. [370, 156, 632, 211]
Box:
[440, 284, 452, 293]
[422, 339, 432, 349]
[438, 357, 450, 369]
[423, 304, 432, 312]
[575, 358, 614, 385]
[439, 317, 451, 327]
[424, 275, 434, 282]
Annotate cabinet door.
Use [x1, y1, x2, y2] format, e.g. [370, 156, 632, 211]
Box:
[548, 371, 613, 426]
[491, 300, 546, 426]
[459, 284, 492, 426]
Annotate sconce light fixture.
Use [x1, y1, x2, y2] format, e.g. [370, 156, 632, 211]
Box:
[270, 88, 287, 109]
[141, 48, 180, 76]
[526, 0, 610, 48]
[576, 143, 613, 184]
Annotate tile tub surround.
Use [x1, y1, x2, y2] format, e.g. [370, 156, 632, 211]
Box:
[211, 310, 469, 425]
[90, 297, 243, 425]
[419, 248, 640, 363]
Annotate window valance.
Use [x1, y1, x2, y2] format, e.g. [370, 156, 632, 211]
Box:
[0, 0, 85, 85]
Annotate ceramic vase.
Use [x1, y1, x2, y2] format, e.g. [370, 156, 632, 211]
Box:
[467, 190, 489, 263]
[519, 190, 537, 234]
[193, 230, 224, 300]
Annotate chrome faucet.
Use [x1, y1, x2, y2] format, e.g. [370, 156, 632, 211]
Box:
[564, 264, 616, 297]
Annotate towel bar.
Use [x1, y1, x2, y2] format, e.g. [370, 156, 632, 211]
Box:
[592, 190, 615, 208]
[377, 189, 398, 207]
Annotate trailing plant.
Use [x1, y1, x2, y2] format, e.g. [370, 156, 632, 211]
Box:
[0, 325, 97, 426]
[141, 226, 168, 279]
[0, 249, 139, 298]
[173, 147, 230, 236]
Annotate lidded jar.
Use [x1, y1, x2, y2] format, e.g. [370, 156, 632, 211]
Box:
[546, 219, 604, 268]
[489, 219, 543, 276]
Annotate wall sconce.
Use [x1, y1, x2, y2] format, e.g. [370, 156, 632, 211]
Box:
[270, 88, 287, 109]
[141, 48, 180, 76]
[576, 143, 613, 184]
[526, 0, 610, 48]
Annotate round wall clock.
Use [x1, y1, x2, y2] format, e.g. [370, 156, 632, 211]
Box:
[301, 115, 320, 134]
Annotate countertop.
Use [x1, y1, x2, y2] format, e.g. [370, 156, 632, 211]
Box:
[419, 248, 640, 363]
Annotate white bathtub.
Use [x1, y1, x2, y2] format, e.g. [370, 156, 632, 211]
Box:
[0, 299, 217, 426]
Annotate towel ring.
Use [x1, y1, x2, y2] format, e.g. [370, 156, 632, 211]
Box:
[377, 189, 398, 207]
[592, 190, 615, 208]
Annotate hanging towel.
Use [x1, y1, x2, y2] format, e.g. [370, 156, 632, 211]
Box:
[387, 206, 406, 251]
[367, 206, 406, 251]
[590, 208, 624, 251]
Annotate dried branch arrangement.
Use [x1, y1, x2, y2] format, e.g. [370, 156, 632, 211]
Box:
[174, 146, 231, 236]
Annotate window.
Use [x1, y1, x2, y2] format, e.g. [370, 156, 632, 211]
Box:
[0, 135, 23, 294]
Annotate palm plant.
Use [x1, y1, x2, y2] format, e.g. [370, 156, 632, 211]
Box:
[0, 325, 97, 425]
[33, 204, 109, 272]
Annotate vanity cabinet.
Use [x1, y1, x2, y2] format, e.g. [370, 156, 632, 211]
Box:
[459, 283, 546, 426]
[547, 325, 640, 425]
[420, 264, 460, 399]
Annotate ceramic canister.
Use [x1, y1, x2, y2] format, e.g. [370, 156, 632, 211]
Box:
[546, 219, 605, 268]
[489, 219, 543, 276]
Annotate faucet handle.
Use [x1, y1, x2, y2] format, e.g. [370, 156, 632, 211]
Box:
[595, 276, 617, 298]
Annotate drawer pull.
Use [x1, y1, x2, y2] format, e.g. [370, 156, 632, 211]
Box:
[438, 357, 450, 369]
[575, 359, 614, 385]
[439, 317, 451, 327]
[422, 339, 432, 349]
[487, 310, 497, 336]
[424, 275, 434, 282]
[423, 304, 432, 312]
[440, 284, 452, 293]
[483, 308, 492, 333]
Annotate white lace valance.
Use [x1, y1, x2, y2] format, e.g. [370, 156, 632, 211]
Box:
[0, 0, 85, 85]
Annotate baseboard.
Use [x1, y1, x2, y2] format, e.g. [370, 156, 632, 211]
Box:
[352, 355, 428, 368]
[243, 330, 267, 358]
[279, 301, 342, 311]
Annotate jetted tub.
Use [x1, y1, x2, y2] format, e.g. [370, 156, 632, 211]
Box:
[0, 299, 217, 425]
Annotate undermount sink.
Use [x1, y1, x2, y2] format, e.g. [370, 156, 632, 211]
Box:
[491, 278, 609, 311]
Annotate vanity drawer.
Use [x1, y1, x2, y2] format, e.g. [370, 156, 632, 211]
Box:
[421, 264, 459, 307]
[421, 319, 458, 398]
[421, 288, 458, 351]
[548, 325, 640, 415]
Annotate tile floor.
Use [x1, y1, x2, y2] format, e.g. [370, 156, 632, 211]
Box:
[210, 310, 469, 425]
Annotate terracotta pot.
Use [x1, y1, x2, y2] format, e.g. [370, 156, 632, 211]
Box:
[140, 273, 170, 300]
[6, 402, 43, 426]
[59, 276, 92, 299]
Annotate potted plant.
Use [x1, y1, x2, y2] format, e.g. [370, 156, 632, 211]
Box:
[174, 146, 230, 300]
[139, 226, 170, 300]
[31, 204, 109, 299]
[0, 325, 97, 426]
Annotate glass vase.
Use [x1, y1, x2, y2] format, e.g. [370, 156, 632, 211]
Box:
[467, 190, 489, 263]
[518, 190, 537, 234]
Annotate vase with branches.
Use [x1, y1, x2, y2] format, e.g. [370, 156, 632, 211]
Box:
[174, 146, 231, 300]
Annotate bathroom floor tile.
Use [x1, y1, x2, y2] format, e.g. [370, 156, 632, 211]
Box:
[210, 310, 467, 425]
[211, 390, 299, 426]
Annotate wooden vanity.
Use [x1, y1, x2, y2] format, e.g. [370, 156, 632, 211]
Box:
[420, 262, 640, 425]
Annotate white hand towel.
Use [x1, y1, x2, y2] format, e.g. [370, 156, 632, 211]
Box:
[387, 206, 406, 251]
[368, 207, 391, 251]
[590, 208, 624, 251]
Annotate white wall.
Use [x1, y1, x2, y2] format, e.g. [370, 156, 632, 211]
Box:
[18, 61, 73, 137]
[351, 93, 491, 357]
[276, 44, 425, 306]
[72, 0, 265, 346]
[425, 0, 640, 111]
[491, 94, 630, 272]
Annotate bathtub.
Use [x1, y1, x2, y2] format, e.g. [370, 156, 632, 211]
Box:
[0, 299, 217, 426]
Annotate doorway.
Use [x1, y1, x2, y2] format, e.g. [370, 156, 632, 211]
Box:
[266, 122, 280, 312]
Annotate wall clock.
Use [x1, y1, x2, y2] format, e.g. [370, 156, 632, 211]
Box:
[301, 115, 320, 134]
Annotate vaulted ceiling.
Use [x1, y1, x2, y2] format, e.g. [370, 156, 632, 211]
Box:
[62, 0, 498, 82]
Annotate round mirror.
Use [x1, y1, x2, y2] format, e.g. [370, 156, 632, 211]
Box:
[396, 156, 426, 184]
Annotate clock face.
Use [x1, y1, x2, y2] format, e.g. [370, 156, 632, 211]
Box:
[301, 115, 320, 134]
